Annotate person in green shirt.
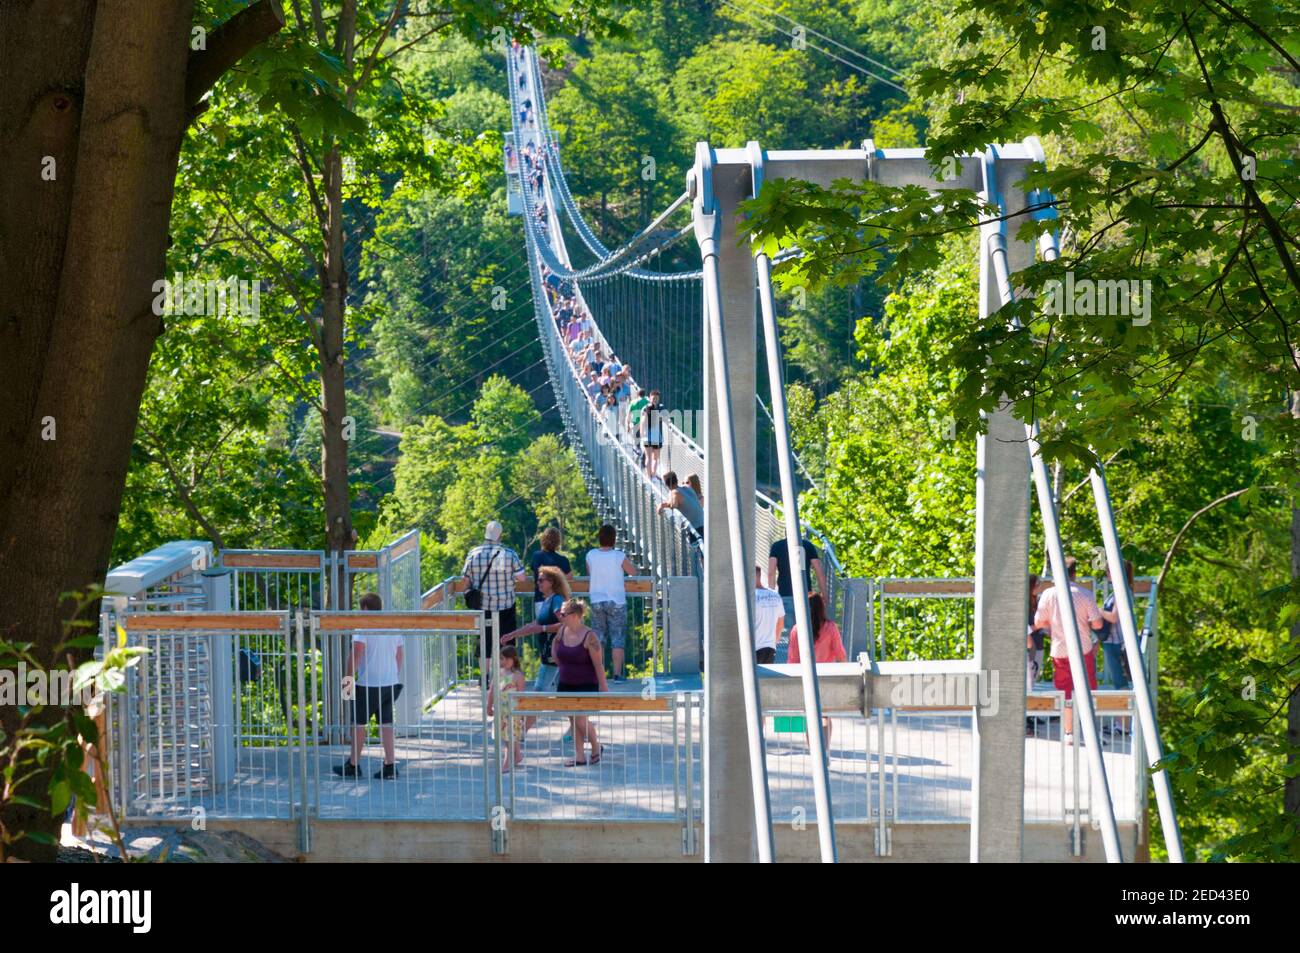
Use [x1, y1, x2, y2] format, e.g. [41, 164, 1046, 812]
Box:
[626, 388, 649, 441]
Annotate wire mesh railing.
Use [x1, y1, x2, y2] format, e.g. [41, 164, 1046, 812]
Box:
[420, 575, 671, 678]
[101, 603, 1146, 861]
[502, 692, 701, 824]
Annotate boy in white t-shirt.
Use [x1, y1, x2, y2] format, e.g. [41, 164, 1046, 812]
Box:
[753, 566, 785, 664]
[333, 593, 404, 780]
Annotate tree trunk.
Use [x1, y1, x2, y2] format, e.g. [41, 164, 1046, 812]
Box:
[319, 146, 353, 560]
[0, 1, 281, 860]
[0, 0, 196, 861]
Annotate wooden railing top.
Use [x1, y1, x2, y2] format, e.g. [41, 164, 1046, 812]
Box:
[221, 552, 323, 570]
[511, 693, 671, 713]
[123, 612, 286, 631]
[421, 575, 656, 608]
[315, 611, 481, 632]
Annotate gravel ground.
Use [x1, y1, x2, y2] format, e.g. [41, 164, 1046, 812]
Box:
[59, 824, 288, 863]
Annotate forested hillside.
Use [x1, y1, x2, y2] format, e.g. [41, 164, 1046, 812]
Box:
[115, 0, 917, 573]
[106, 0, 1300, 860]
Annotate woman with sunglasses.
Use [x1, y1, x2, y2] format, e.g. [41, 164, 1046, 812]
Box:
[553, 598, 607, 766]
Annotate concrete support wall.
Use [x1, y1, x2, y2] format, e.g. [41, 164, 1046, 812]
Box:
[969, 148, 1037, 862]
[970, 406, 1030, 861]
[667, 576, 701, 674]
[186, 818, 1137, 863]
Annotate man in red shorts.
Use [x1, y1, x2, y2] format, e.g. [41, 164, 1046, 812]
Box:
[1033, 557, 1103, 744]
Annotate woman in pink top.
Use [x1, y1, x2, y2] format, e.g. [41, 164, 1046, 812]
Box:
[787, 592, 847, 664]
[786, 593, 846, 749]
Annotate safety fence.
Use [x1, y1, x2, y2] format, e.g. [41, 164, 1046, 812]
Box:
[105, 611, 482, 824]
[218, 529, 422, 615]
[500, 692, 702, 832]
[101, 609, 708, 854]
[761, 690, 1141, 856]
[104, 610, 1140, 854]
[98, 540, 1159, 857]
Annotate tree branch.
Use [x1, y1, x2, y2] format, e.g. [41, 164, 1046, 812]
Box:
[138, 424, 228, 550]
[1200, 0, 1300, 74]
[1158, 486, 1280, 588]
[1184, 13, 1300, 300]
[186, 0, 287, 112]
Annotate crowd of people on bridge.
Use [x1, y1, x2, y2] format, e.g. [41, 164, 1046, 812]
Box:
[537, 254, 694, 500]
[455, 519, 642, 769]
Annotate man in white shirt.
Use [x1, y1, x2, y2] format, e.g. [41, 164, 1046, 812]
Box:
[753, 566, 785, 664]
[333, 592, 404, 780]
[585, 524, 638, 680]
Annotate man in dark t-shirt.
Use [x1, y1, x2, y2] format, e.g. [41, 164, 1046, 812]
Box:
[768, 537, 828, 652]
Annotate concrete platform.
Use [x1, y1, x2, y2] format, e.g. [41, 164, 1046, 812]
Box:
[171, 816, 1140, 862]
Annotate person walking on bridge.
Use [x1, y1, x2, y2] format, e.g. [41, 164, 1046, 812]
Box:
[787, 592, 845, 748]
[768, 534, 827, 656]
[1033, 556, 1103, 744]
[639, 390, 663, 479]
[627, 388, 649, 457]
[462, 520, 526, 672]
[553, 598, 607, 766]
[586, 524, 637, 681]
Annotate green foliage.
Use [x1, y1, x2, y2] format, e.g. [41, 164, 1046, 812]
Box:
[379, 377, 595, 580]
[791, 241, 978, 586]
[0, 591, 144, 862]
[511, 433, 600, 546]
[548, 49, 682, 238]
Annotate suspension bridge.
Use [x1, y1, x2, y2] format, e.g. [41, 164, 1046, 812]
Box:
[86, 43, 1185, 864]
[503, 40, 1182, 864]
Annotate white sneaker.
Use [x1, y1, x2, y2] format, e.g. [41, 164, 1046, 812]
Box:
[1064, 732, 1074, 745]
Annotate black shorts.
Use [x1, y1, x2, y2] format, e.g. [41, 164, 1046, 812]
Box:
[557, 682, 599, 693]
[755, 648, 776, 664]
[354, 683, 403, 726]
